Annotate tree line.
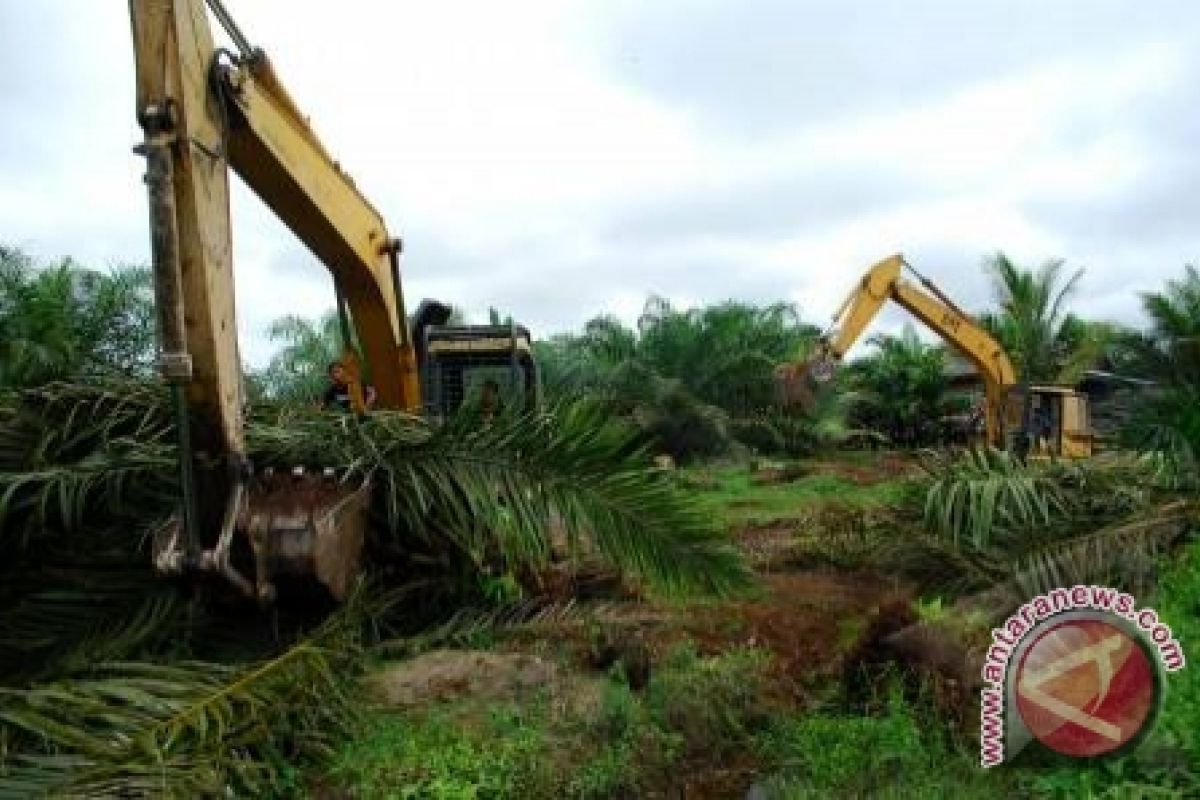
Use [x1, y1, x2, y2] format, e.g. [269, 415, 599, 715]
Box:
[2, 244, 1197, 472]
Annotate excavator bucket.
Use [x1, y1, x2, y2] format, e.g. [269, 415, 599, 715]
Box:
[237, 473, 371, 603]
[773, 354, 834, 413]
[152, 472, 372, 604]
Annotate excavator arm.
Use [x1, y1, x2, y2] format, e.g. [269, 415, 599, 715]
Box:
[130, 0, 420, 440]
[786, 254, 1016, 446]
[129, 0, 426, 600]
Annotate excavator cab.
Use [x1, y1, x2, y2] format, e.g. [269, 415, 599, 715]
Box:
[1004, 386, 1093, 459]
[421, 324, 540, 418]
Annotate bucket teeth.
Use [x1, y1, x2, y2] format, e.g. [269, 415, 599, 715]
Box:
[236, 473, 370, 602]
[157, 469, 366, 603]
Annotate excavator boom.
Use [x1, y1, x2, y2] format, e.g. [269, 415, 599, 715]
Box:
[130, 0, 421, 437]
[779, 253, 1093, 456]
[129, 0, 539, 603]
[778, 254, 1017, 446]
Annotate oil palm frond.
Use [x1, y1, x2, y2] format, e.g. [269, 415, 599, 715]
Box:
[0, 445, 176, 549]
[0, 650, 349, 798]
[6, 382, 749, 601]
[0, 591, 378, 799]
[870, 525, 1006, 593]
[0, 577, 185, 683]
[1009, 500, 1195, 599]
[372, 597, 596, 659]
[922, 447, 1063, 550]
[0, 382, 176, 550]
[249, 400, 751, 597]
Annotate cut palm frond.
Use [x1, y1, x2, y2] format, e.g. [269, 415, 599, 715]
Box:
[869, 527, 1003, 593]
[3, 383, 749, 607]
[1010, 500, 1195, 598]
[0, 650, 349, 798]
[248, 400, 751, 597]
[0, 574, 185, 682]
[0, 382, 749, 794]
[904, 450, 1170, 594]
[372, 597, 598, 658]
[0, 591, 378, 799]
[0, 382, 175, 550]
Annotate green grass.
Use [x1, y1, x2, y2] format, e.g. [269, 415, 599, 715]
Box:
[328, 462, 1198, 799]
[755, 685, 1011, 799]
[685, 464, 918, 526]
[332, 704, 553, 799]
[331, 643, 771, 798]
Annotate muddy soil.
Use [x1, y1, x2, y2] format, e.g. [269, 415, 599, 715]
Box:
[352, 454, 959, 799]
[806, 452, 923, 484]
[684, 571, 913, 696]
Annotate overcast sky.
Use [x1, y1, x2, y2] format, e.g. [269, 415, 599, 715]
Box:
[2, 1, 1198, 365]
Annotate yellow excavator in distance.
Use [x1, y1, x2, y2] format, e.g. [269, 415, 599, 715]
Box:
[775, 254, 1094, 458]
[129, 0, 538, 603]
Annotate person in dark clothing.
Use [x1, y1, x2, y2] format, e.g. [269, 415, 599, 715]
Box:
[321, 360, 375, 412]
[1033, 401, 1054, 454]
[479, 379, 502, 422]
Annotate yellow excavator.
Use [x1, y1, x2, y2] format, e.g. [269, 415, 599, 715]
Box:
[129, 0, 538, 602]
[776, 254, 1093, 458]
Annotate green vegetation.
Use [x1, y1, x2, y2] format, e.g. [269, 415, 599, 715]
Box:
[0, 383, 749, 795]
[257, 310, 346, 404]
[0, 246, 154, 391]
[333, 643, 770, 799]
[845, 325, 961, 447]
[535, 298, 837, 461]
[756, 685, 1009, 799]
[1124, 264, 1200, 487]
[334, 706, 554, 799]
[915, 446, 1187, 595]
[2, 242, 1199, 797]
[685, 461, 918, 526]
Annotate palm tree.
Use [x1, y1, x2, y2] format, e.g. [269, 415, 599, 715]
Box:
[981, 253, 1111, 454]
[258, 311, 345, 403]
[636, 298, 819, 416]
[0, 246, 155, 390]
[1125, 265, 1200, 482]
[981, 252, 1099, 383]
[849, 325, 953, 446]
[1138, 264, 1200, 383]
[537, 297, 822, 459]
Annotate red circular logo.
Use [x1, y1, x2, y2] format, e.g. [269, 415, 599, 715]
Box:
[1015, 617, 1159, 758]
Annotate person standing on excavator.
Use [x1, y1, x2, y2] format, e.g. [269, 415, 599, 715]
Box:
[322, 360, 375, 412]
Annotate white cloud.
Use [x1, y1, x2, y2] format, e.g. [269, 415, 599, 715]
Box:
[2, 2, 1198, 368]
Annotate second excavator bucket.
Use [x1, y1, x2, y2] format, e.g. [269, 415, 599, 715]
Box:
[773, 352, 835, 413]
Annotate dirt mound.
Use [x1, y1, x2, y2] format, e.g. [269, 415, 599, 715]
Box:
[749, 463, 809, 485]
[733, 503, 907, 571]
[800, 452, 921, 485]
[366, 650, 559, 707]
[736, 522, 803, 568]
